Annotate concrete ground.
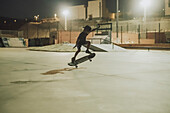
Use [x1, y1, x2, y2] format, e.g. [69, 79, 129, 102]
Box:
[0, 48, 170, 113]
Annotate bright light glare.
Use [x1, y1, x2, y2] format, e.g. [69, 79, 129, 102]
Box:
[54, 14, 57, 18]
[63, 10, 69, 16]
[140, 0, 151, 7]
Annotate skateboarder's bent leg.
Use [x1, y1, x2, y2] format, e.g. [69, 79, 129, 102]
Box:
[85, 41, 91, 54]
[72, 48, 81, 63]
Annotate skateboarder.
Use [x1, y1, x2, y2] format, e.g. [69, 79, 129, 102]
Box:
[71, 25, 100, 63]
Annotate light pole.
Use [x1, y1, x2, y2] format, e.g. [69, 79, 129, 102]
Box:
[34, 15, 39, 22]
[140, 0, 150, 22]
[63, 10, 69, 31]
[54, 13, 57, 19]
[116, 0, 119, 43]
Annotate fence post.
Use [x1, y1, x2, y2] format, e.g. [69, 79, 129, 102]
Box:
[138, 24, 140, 44]
[70, 20, 72, 43]
[159, 23, 161, 43]
[146, 28, 148, 39]
[121, 26, 123, 44]
[48, 23, 51, 44]
[37, 24, 39, 39]
[57, 22, 59, 44]
[60, 31, 62, 44]
[27, 23, 29, 39]
[155, 29, 156, 44]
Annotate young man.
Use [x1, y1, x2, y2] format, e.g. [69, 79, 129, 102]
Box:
[71, 25, 100, 63]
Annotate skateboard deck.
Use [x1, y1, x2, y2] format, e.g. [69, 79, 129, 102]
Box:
[68, 53, 96, 68]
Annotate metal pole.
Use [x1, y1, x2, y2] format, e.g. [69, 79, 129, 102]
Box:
[27, 23, 29, 39]
[116, 0, 119, 43]
[138, 24, 140, 44]
[155, 29, 156, 44]
[65, 15, 67, 31]
[146, 28, 148, 39]
[70, 20, 72, 43]
[159, 23, 160, 43]
[121, 26, 123, 44]
[37, 24, 38, 38]
[111, 23, 112, 43]
[57, 22, 59, 44]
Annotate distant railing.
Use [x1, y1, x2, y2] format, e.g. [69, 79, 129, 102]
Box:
[0, 30, 23, 37]
[88, 37, 111, 44]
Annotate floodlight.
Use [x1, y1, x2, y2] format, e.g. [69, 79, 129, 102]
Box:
[63, 10, 69, 16]
[140, 0, 151, 7]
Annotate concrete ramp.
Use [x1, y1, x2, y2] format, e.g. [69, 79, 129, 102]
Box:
[7, 38, 26, 47]
[88, 35, 110, 44]
[1, 38, 9, 47]
[83, 44, 108, 52]
[111, 43, 127, 51]
[1, 38, 26, 47]
[67, 43, 126, 52]
[85, 44, 126, 52]
[67, 44, 107, 52]
[0, 38, 5, 47]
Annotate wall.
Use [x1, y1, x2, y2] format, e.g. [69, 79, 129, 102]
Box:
[88, 0, 100, 18]
[112, 33, 155, 44]
[69, 5, 86, 20]
[27, 38, 50, 47]
[19, 19, 170, 45]
[111, 19, 170, 33]
[56, 31, 94, 44]
[112, 33, 138, 44]
[88, 0, 109, 19]
[0, 30, 22, 38]
[21, 24, 50, 39]
[57, 31, 155, 44]
[101, 0, 110, 18]
[165, 0, 170, 16]
[20, 22, 59, 39]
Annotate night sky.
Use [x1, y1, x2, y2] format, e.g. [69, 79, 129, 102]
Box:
[0, 0, 164, 19]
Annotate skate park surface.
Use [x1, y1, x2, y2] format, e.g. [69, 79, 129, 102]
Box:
[0, 48, 170, 113]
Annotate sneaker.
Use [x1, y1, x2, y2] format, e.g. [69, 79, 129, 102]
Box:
[71, 57, 75, 63]
[86, 50, 91, 54]
[85, 50, 91, 54]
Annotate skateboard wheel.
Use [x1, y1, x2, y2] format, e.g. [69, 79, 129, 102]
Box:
[90, 59, 92, 62]
[76, 66, 78, 68]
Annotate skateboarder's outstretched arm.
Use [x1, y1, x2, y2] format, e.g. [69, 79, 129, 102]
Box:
[91, 24, 100, 32]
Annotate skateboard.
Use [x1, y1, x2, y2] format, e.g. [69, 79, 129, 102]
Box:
[68, 53, 96, 68]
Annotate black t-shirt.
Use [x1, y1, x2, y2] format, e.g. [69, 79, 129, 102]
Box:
[76, 32, 88, 44]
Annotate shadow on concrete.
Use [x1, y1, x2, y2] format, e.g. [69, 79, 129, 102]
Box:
[10, 67, 86, 84]
[41, 67, 86, 75]
[10, 80, 63, 84]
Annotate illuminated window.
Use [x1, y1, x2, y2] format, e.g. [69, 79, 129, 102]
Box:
[14, 20, 17, 22]
[4, 21, 7, 23]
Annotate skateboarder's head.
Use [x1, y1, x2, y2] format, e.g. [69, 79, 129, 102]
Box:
[83, 25, 91, 33]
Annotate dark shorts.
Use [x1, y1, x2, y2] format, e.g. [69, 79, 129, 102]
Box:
[77, 41, 88, 49]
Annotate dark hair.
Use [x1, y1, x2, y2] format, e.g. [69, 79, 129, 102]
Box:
[83, 25, 91, 32]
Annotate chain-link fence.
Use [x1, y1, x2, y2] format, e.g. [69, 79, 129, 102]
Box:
[58, 18, 170, 44]
[111, 19, 170, 44]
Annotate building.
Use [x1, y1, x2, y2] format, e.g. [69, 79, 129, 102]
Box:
[165, 0, 170, 16]
[69, 5, 87, 20]
[88, 0, 110, 19]
[67, 0, 110, 20]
